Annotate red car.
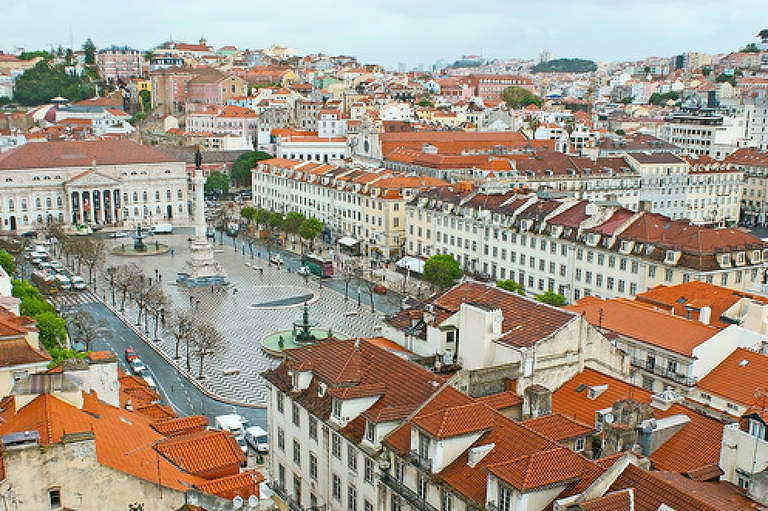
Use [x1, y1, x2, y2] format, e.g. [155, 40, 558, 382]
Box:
[124, 348, 138, 363]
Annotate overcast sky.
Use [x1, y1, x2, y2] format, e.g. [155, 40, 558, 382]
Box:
[3, 1, 765, 67]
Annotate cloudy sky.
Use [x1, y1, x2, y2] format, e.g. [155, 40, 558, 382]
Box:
[3, 0, 765, 67]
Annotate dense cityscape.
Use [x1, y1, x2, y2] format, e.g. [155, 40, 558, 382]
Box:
[1, 7, 768, 511]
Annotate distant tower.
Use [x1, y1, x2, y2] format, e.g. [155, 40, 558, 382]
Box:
[200, 36, 207, 47]
[539, 51, 554, 64]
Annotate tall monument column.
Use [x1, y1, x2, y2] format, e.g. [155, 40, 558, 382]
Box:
[176, 148, 229, 286]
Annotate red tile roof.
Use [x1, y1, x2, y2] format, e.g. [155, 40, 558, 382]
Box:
[486, 447, 584, 492]
[578, 488, 633, 511]
[194, 470, 264, 500]
[0, 140, 179, 169]
[566, 297, 719, 357]
[152, 415, 209, 436]
[523, 413, 596, 442]
[475, 391, 523, 410]
[696, 348, 768, 409]
[412, 402, 495, 438]
[155, 429, 245, 478]
[430, 282, 576, 348]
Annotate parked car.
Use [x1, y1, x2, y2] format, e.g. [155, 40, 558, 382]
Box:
[139, 369, 156, 389]
[374, 284, 388, 294]
[70, 276, 87, 290]
[130, 358, 146, 375]
[270, 255, 284, 265]
[110, 231, 129, 238]
[124, 348, 138, 363]
[297, 266, 311, 276]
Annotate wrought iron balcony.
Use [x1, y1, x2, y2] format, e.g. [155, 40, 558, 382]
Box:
[409, 449, 433, 470]
[630, 359, 697, 386]
[379, 472, 438, 511]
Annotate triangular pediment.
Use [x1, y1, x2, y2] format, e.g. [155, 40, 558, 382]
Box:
[66, 170, 120, 187]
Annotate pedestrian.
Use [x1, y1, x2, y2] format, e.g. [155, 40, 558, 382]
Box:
[190, 295, 194, 306]
[196, 299, 200, 310]
[170, 248, 175, 257]
[158, 273, 162, 282]
[259, 267, 264, 276]
[161, 308, 166, 327]
[211, 284, 214, 293]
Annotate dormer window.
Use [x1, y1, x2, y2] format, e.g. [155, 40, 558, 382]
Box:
[664, 250, 680, 265]
[719, 253, 732, 267]
[332, 397, 342, 418]
[619, 240, 633, 254]
[585, 233, 600, 247]
[749, 419, 766, 440]
[734, 252, 746, 266]
[365, 420, 375, 442]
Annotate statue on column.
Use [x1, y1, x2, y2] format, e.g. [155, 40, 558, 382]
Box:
[194, 147, 203, 172]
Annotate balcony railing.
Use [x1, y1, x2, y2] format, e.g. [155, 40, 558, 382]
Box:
[409, 449, 433, 470]
[270, 483, 327, 511]
[380, 472, 438, 511]
[630, 359, 697, 386]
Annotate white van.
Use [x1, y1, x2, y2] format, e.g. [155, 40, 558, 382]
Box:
[70, 276, 87, 290]
[151, 223, 173, 234]
[55, 274, 71, 290]
[215, 414, 248, 452]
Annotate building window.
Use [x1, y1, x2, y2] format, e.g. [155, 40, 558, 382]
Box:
[574, 437, 585, 452]
[277, 427, 285, 451]
[365, 420, 375, 442]
[365, 500, 374, 511]
[417, 474, 428, 500]
[665, 269, 674, 282]
[499, 484, 513, 511]
[364, 457, 374, 484]
[309, 416, 317, 441]
[332, 398, 342, 418]
[309, 453, 318, 480]
[749, 419, 766, 439]
[332, 433, 341, 459]
[348, 444, 357, 471]
[332, 474, 341, 501]
[391, 495, 402, 511]
[347, 485, 357, 511]
[276, 392, 284, 413]
[292, 403, 300, 427]
[441, 490, 453, 511]
[293, 439, 301, 465]
[48, 488, 61, 509]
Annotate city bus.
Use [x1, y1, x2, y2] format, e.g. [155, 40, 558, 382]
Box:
[301, 253, 334, 278]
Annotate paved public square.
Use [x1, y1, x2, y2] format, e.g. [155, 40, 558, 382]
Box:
[95, 230, 391, 405]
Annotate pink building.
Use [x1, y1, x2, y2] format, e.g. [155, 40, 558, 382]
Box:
[96, 48, 142, 82]
[468, 74, 534, 101]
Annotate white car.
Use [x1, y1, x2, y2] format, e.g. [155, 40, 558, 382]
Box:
[139, 369, 156, 389]
[297, 266, 312, 276]
[130, 358, 146, 375]
[270, 255, 284, 265]
[110, 231, 128, 239]
[70, 276, 87, 290]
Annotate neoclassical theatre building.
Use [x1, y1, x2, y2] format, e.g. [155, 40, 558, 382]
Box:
[0, 140, 189, 232]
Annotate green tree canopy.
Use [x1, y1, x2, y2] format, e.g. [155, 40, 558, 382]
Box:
[620, 97, 634, 104]
[230, 150, 273, 186]
[701, 66, 712, 76]
[496, 279, 525, 295]
[138, 89, 151, 112]
[240, 206, 257, 223]
[36, 311, 67, 350]
[501, 86, 541, 109]
[18, 50, 52, 61]
[283, 211, 306, 236]
[82, 38, 96, 65]
[0, 249, 15, 276]
[531, 58, 597, 73]
[204, 171, 230, 195]
[423, 254, 462, 288]
[298, 218, 323, 243]
[649, 91, 679, 105]
[13, 60, 96, 105]
[759, 29, 768, 43]
[534, 291, 567, 306]
[715, 74, 737, 86]
[254, 208, 270, 228]
[267, 212, 284, 231]
[417, 99, 434, 108]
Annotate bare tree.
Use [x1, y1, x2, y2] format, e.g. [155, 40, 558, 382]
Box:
[144, 284, 168, 341]
[81, 238, 106, 285]
[66, 309, 112, 352]
[168, 308, 197, 361]
[191, 322, 225, 379]
[104, 265, 119, 306]
[343, 267, 354, 301]
[127, 270, 149, 326]
[115, 264, 143, 312]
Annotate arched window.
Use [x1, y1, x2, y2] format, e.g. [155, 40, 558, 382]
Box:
[56, 197, 62, 208]
[132, 192, 138, 203]
[155, 190, 160, 201]
[8, 199, 14, 211]
[46, 198, 52, 209]
[177, 189, 183, 199]
[35, 198, 41, 209]
[166, 190, 171, 200]
[142, 191, 148, 202]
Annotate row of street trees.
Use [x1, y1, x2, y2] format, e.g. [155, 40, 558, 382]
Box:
[103, 263, 225, 378]
[239, 207, 323, 256]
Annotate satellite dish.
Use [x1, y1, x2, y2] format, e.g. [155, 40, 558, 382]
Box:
[233, 495, 243, 509]
[248, 495, 259, 507]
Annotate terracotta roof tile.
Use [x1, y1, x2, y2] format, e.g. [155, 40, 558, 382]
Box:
[523, 413, 596, 442]
[0, 140, 179, 170]
[194, 470, 264, 500]
[485, 447, 584, 492]
[578, 488, 633, 511]
[412, 402, 495, 438]
[0, 338, 51, 366]
[650, 471, 757, 510]
[475, 391, 523, 411]
[696, 348, 768, 409]
[152, 415, 209, 436]
[155, 430, 245, 478]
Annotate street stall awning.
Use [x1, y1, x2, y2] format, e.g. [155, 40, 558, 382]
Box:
[395, 256, 425, 274]
[338, 236, 360, 247]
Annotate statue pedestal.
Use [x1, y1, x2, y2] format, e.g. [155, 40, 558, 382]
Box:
[176, 239, 229, 286]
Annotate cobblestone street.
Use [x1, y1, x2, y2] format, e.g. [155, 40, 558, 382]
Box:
[96, 231, 390, 405]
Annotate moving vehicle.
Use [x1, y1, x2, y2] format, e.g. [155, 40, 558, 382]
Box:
[244, 426, 269, 453]
[374, 284, 388, 294]
[297, 266, 312, 277]
[50, 261, 64, 272]
[70, 276, 87, 290]
[301, 253, 333, 277]
[130, 358, 146, 375]
[269, 255, 284, 265]
[150, 223, 173, 234]
[124, 348, 138, 363]
[110, 231, 129, 238]
[139, 369, 156, 389]
[215, 414, 249, 453]
[54, 274, 71, 290]
[30, 250, 48, 261]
